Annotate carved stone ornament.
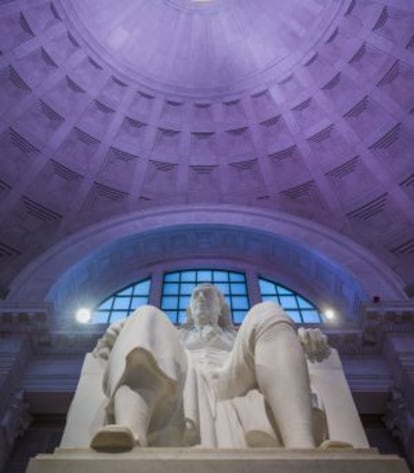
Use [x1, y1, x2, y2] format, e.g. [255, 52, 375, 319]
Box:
[384, 388, 414, 466]
[1, 390, 32, 447]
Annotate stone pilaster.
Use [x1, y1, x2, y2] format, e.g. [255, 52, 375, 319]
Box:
[383, 333, 414, 468]
[383, 388, 414, 468]
[0, 335, 32, 471]
[0, 390, 32, 469]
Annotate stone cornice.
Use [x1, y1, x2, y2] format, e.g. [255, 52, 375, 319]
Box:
[361, 303, 414, 352]
[0, 304, 51, 334]
[0, 302, 413, 356]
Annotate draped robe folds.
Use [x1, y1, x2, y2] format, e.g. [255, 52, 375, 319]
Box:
[102, 303, 323, 448]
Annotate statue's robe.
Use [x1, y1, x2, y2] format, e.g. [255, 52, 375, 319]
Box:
[102, 303, 325, 447]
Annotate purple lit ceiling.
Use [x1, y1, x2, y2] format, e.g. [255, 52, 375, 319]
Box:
[0, 0, 413, 296]
[61, 0, 343, 93]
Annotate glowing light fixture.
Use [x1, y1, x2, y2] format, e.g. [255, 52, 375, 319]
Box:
[324, 308, 335, 321]
[76, 308, 92, 324]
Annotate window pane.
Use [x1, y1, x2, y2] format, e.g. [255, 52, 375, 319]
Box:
[276, 285, 292, 295]
[258, 278, 321, 325]
[98, 299, 113, 311]
[164, 311, 178, 324]
[215, 282, 229, 294]
[111, 311, 129, 321]
[223, 295, 232, 306]
[286, 310, 302, 323]
[213, 271, 229, 282]
[297, 298, 314, 310]
[178, 311, 187, 324]
[181, 283, 196, 294]
[134, 280, 151, 295]
[302, 310, 321, 323]
[113, 297, 131, 310]
[233, 311, 246, 324]
[161, 296, 178, 310]
[163, 283, 180, 295]
[117, 287, 133, 296]
[92, 278, 151, 325]
[164, 273, 180, 282]
[231, 296, 249, 310]
[91, 311, 109, 324]
[181, 271, 196, 282]
[162, 270, 248, 325]
[131, 296, 148, 308]
[229, 273, 245, 282]
[261, 294, 278, 302]
[278, 295, 298, 309]
[197, 270, 212, 282]
[230, 283, 247, 295]
[259, 280, 277, 294]
[179, 296, 191, 310]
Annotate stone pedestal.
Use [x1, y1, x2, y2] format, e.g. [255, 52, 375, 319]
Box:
[26, 448, 409, 473]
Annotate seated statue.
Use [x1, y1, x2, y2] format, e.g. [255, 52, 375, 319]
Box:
[90, 283, 336, 452]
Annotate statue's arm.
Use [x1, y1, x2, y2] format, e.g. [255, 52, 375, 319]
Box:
[297, 327, 331, 363]
[92, 319, 126, 360]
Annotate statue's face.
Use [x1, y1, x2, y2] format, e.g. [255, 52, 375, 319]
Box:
[190, 284, 222, 327]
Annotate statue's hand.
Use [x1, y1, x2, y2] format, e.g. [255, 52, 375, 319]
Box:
[92, 320, 125, 360]
[298, 327, 330, 363]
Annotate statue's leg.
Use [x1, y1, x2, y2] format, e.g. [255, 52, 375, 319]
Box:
[91, 385, 154, 451]
[254, 320, 315, 448]
[93, 306, 187, 451]
[114, 385, 155, 446]
[216, 302, 315, 448]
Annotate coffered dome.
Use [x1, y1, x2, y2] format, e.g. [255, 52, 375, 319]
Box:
[59, 0, 343, 95]
[0, 0, 413, 298]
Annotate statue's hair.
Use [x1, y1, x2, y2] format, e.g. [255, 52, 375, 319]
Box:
[182, 283, 234, 329]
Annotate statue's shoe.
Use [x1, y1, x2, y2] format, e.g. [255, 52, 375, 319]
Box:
[245, 430, 281, 447]
[90, 425, 136, 452]
[319, 439, 353, 449]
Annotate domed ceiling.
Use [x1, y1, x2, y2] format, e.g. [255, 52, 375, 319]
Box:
[0, 0, 413, 297]
[60, 0, 343, 94]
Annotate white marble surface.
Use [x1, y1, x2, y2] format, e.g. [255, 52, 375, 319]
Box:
[61, 286, 368, 451]
[61, 333, 369, 448]
[26, 448, 409, 473]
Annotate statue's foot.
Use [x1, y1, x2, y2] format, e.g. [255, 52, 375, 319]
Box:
[245, 430, 281, 447]
[90, 425, 136, 452]
[319, 439, 353, 449]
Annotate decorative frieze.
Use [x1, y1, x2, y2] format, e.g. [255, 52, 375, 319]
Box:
[0, 304, 51, 333]
[362, 303, 414, 350]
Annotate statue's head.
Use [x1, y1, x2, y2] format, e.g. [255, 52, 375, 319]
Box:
[184, 283, 233, 329]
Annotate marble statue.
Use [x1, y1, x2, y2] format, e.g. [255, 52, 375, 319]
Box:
[90, 283, 333, 452]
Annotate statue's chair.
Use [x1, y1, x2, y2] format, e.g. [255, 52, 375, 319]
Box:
[60, 348, 369, 449]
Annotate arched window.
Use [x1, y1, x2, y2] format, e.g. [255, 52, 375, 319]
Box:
[259, 278, 322, 323]
[90, 271, 323, 326]
[91, 279, 151, 324]
[161, 270, 249, 324]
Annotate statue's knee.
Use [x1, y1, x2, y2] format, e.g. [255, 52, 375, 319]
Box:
[130, 305, 166, 320]
[127, 306, 176, 334]
[245, 301, 291, 325]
